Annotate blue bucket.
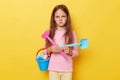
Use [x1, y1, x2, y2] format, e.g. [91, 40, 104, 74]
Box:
[36, 58, 49, 71]
[36, 48, 49, 71]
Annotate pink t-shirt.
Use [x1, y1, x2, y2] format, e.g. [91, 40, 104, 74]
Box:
[47, 29, 78, 72]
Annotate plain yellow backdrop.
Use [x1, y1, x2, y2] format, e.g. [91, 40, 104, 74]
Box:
[0, 0, 120, 80]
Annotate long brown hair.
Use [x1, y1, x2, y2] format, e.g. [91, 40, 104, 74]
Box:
[46, 4, 73, 48]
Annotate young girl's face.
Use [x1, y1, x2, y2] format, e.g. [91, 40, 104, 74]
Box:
[54, 9, 67, 27]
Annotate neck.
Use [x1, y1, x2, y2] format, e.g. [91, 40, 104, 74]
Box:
[57, 26, 65, 30]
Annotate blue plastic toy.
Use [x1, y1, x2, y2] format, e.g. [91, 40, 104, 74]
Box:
[36, 48, 49, 71]
[36, 58, 49, 71]
[59, 38, 89, 49]
[36, 54, 44, 60]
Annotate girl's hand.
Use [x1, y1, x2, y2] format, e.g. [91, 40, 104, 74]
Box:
[62, 46, 72, 56]
[51, 45, 61, 53]
[47, 45, 61, 53]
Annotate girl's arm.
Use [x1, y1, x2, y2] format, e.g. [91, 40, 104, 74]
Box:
[62, 31, 79, 57]
[46, 47, 52, 56]
[71, 31, 79, 57]
[46, 45, 61, 56]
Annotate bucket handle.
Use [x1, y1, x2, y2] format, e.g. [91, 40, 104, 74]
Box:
[36, 48, 47, 56]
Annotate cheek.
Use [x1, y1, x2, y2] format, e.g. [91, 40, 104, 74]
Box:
[63, 18, 67, 23]
[54, 18, 58, 23]
[64, 18, 67, 21]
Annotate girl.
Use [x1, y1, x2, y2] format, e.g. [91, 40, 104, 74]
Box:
[46, 4, 78, 80]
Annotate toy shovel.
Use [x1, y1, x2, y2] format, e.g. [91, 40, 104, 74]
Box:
[59, 38, 89, 49]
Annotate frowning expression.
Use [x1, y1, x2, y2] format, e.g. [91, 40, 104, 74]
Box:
[54, 9, 67, 27]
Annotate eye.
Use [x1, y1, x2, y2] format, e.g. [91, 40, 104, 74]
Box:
[55, 16, 59, 18]
[62, 16, 66, 17]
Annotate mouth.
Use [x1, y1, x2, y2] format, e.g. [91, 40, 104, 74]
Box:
[59, 22, 63, 24]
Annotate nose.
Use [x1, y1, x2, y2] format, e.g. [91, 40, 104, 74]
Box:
[59, 17, 62, 21]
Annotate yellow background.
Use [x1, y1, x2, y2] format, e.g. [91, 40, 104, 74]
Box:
[0, 0, 120, 80]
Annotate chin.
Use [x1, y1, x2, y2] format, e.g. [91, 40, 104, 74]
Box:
[58, 24, 66, 27]
[59, 25, 65, 27]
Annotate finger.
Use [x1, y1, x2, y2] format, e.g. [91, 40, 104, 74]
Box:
[64, 50, 69, 54]
[64, 49, 69, 53]
[63, 46, 67, 50]
[65, 47, 69, 51]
